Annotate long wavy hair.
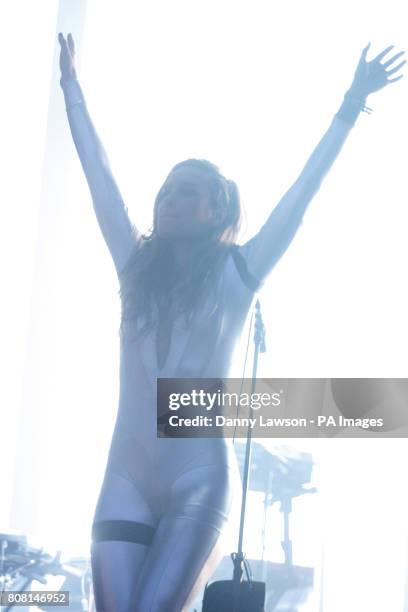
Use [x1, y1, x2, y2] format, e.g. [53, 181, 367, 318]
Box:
[118, 159, 244, 341]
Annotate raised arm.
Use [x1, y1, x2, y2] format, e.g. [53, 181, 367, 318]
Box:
[240, 43, 405, 287]
[58, 33, 140, 277]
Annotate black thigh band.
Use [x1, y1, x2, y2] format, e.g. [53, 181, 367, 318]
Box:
[91, 520, 156, 546]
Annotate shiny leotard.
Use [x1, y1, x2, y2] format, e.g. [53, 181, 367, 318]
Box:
[60, 75, 351, 611]
[98, 251, 256, 612]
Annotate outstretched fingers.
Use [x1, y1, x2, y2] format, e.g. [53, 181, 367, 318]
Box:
[58, 32, 74, 58]
[371, 46, 405, 87]
[372, 45, 395, 63]
[352, 43, 405, 95]
[387, 74, 404, 84]
[382, 50, 405, 69]
[58, 32, 70, 55]
[67, 32, 75, 55]
[386, 59, 406, 76]
[360, 42, 371, 61]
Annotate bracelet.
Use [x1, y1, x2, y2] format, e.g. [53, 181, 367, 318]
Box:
[335, 90, 373, 126]
[60, 77, 85, 110]
[345, 90, 373, 114]
[66, 99, 84, 110]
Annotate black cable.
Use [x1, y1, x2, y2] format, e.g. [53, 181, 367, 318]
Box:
[232, 307, 255, 446]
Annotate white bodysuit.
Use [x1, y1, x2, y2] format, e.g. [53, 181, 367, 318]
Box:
[60, 75, 352, 611]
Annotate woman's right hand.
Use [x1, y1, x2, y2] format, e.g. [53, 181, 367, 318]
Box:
[58, 32, 77, 82]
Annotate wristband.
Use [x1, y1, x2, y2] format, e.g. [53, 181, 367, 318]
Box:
[60, 77, 85, 110]
[335, 90, 373, 126]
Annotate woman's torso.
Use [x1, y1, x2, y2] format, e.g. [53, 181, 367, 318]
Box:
[109, 249, 256, 474]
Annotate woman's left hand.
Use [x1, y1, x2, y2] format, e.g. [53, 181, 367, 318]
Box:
[349, 43, 405, 98]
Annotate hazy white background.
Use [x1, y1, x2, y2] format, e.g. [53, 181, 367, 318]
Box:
[1, 1, 407, 610]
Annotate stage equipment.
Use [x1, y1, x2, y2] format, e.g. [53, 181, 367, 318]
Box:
[0, 532, 91, 611]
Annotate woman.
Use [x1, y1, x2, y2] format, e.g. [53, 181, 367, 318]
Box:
[58, 33, 404, 611]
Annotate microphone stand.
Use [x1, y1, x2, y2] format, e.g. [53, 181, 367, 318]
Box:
[231, 299, 266, 612]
